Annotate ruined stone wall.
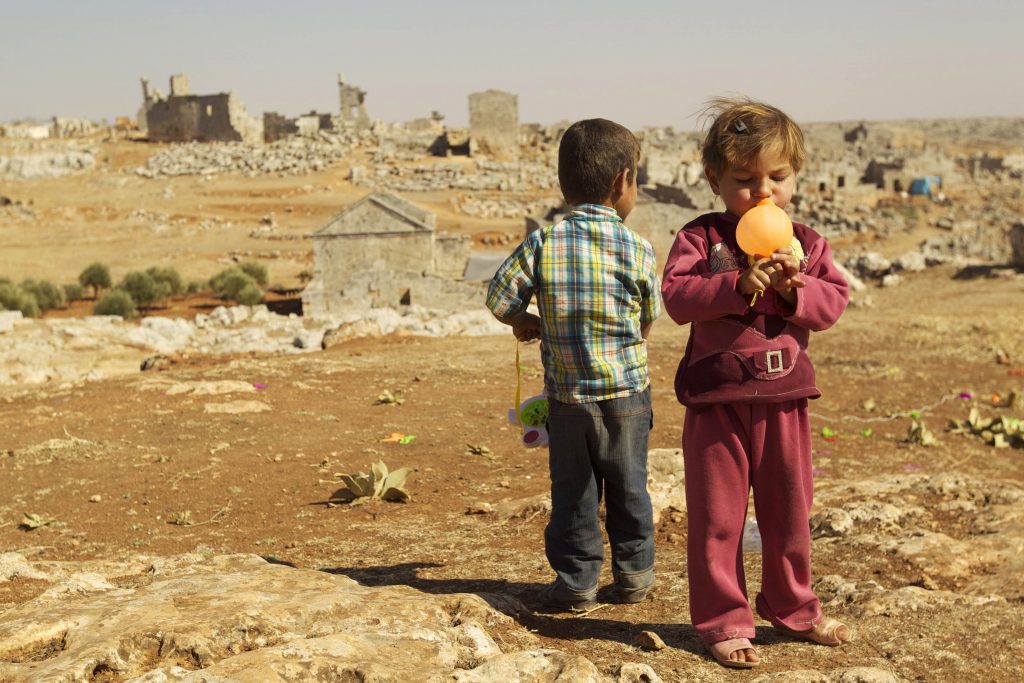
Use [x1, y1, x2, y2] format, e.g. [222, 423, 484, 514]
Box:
[433, 233, 471, 279]
[469, 90, 518, 158]
[263, 112, 297, 143]
[146, 93, 262, 144]
[304, 267, 485, 315]
[338, 73, 371, 130]
[313, 232, 434, 288]
[304, 231, 434, 316]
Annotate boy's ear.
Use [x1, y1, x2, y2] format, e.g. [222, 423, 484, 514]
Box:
[704, 166, 721, 196]
[613, 167, 632, 196]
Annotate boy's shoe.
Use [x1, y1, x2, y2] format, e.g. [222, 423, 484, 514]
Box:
[604, 578, 655, 604]
[605, 568, 655, 604]
[536, 580, 598, 613]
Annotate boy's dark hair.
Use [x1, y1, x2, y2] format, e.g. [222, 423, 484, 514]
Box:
[558, 118, 640, 205]
[701, 97, 806, 175]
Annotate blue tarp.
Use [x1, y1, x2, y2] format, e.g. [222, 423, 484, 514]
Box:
[909, 176, 942, 196]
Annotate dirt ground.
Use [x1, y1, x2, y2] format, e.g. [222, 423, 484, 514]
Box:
[2, 261, 1023, 681]
[2, 137, 1024, 681]
[0, 139, 518, 289]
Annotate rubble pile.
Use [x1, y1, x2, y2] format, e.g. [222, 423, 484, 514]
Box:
[452, 194, 561, 219]
[350, 159, 557, 195]
[136, 130, 366, 178]
[0, 149, 96, 179]
[0, 304, 506, 388]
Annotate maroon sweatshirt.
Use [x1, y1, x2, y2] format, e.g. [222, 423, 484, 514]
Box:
[661, 212, 849, 407]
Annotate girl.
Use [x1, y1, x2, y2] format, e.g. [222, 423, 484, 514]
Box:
[661, 98, 851, 668]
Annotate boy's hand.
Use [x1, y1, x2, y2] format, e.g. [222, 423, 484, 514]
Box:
[511, 312, 541, 342]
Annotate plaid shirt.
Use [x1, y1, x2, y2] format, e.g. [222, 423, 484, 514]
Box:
[486, 203, 660, 403]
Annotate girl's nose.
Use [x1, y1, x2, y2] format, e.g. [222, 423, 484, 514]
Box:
[755, 178, 772, 198]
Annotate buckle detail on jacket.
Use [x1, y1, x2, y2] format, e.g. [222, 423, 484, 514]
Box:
[766, 350, 784, 374]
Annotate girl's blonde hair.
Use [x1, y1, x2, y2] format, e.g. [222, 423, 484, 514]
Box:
[700, 97, 805, 174]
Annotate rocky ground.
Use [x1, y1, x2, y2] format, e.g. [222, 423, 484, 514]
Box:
[2, 264, 1023, 682]
[2, 128, 1024, 681]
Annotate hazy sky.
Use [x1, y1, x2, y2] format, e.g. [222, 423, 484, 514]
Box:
[2, 0, 1022, 129]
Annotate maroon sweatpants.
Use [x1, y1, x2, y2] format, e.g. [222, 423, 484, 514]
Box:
[682, 399, 823, 644]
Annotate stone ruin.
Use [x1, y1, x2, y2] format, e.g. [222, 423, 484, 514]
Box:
[139, 74, 264, 144]
[262, 111, 334, 143]
[302, 190, 476, 318]
[338, 72, 371, 131]
[469, 89, 518, 158]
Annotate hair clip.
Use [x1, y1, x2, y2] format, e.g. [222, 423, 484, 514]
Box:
[733, 120, 748, 134]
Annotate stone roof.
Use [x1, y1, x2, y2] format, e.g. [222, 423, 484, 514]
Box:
[312, 190, 434, 238]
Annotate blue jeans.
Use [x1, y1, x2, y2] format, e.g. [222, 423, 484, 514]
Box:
[544, 387, 655, 595]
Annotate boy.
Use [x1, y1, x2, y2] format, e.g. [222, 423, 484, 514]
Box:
[486, 118, 661, 611]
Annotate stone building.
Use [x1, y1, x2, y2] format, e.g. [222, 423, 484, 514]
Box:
[139, 74, 263, 144]
[263, 111, 334, 142]
[302, 191, 473, 317]
[338, 73, 371, 130]
[468, 89, 518, 158]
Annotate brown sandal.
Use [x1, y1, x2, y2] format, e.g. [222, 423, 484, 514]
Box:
[708, 637, 760, 668]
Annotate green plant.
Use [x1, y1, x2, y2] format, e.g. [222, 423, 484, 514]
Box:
[20, 279, 65, 311]
[186, 279, 205, 295]
[238, 260, 268, 286]
[120, 271, 171, 309]
[78, 262, 112, 298]
[63, 282, 85, 302]
[334, 460, 412, 504]
[376, 390, 404, 405]
[93, 289, 138, 318]
[20, 512, 57, 530]
[0, 282, 40, 317]
[236, 282, 264, 306]
[905, 419, 937, 446]
[170, 510, 194, 526]
[146, 266, 184, 296]
[209, 267, 264, 303]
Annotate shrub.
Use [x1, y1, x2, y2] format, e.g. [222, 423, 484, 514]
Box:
[146, 266, 184, 297]
[209, 267, 262, 303]
[235, 282, 264, 306]
[238, 260, 268, 287]
[63, 283, 85, 302]
[21, 279, 65, 311]
[185, 279, 205, 295]
[78, 262, 112, 298]
[120, 271, 171, 309]
[93, 289, 137, 318]
[0, 282, 40, 318]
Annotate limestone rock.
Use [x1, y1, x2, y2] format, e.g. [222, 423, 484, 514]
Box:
[633, 630, 666, 651]
[322, 319, 382, 348]
[647, 448, 685, 523]
[0, 553, 657, 683]
[751, 668, 898, 683]
[0, 552, 49, 581]
[203, 400, 271, 414]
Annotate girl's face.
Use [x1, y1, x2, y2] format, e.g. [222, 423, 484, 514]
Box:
[705, 147, 797, 218]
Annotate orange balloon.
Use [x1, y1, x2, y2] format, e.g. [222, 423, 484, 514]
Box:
[736, 198, 793, 257]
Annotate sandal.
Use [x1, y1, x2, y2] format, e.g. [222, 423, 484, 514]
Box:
[774, 618, 852, 646]
[755, 594, 852, 646]
[708, 637, 760, 669]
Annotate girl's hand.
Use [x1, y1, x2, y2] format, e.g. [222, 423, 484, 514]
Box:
[738, 257, 772, 297]
[768, 247, 805, 303]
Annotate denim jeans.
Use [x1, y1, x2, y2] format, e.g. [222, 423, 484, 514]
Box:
[544, 386, 655, 595]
